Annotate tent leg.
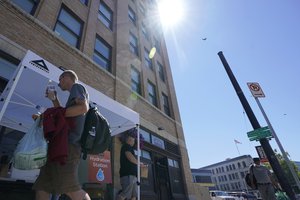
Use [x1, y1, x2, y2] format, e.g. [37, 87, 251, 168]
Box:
[136, 124, 140, 200]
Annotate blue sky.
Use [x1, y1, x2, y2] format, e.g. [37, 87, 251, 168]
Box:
[162, 0, 300, 168]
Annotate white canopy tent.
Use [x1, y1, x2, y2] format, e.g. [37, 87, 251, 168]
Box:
[0, 50, 142, 199]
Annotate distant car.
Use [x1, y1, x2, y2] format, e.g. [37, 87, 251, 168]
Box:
[227, 192, 257, 200]
[209, 190, 239, 200]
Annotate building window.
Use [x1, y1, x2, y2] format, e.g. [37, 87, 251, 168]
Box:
[141, 150, 151, 160]
[144, 48, 153, 70]
[141, 23, 149, 41]
[168, 158, 179, 168]
[98, 1, 113, 30]
[128, 6, 136, 25]
[129, 33, 139, 56]
[140, 128, 151, 143]
[235, 172, 239, 179]
[242, 161, 246, 168]
[147, 81, 157, 106]
[139, 4, 145, 15]
[240, 171, 245, 178]
[93, 36, 112, 71]
[79, 0, 88, 5]
[54, 6, 83, 48]
[11, 0, 39, 15]
[157, 62, 165, 82]
[131, 66, 141, 94]
[151, 135, 165, 149]
[162, 93, 170, 116]
[0, 51, 19, 94]
[154, 38, 161, 55]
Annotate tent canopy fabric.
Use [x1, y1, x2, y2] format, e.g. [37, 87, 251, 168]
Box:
[0, 50, 142, 200]
[0, 50, 139, 136]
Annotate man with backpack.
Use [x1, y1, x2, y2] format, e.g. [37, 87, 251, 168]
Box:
[249, 157, 278, 200]
[33, 70, 91, 200]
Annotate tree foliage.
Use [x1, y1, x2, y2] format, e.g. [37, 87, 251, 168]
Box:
[264, 149, 300, 193]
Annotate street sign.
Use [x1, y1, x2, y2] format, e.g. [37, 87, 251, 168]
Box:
[255, 146, 268, 163]
[247, 126, 273, 141]
[247, 82, 265, 98]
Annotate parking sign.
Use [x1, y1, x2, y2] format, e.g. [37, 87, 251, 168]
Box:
[247, 82, 265, 98]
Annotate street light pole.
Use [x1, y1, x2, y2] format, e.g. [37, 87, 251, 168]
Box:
[217, 51, 296, 200]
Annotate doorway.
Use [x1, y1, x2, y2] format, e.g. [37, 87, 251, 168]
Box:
[154, 156, 172, 200]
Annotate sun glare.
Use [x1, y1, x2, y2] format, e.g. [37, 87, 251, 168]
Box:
[158, 0, 184, 27]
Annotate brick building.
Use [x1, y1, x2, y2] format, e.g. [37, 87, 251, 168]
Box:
[0, 0, 197, 199]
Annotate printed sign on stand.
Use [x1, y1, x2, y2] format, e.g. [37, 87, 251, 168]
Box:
[88, 151, 112, 183]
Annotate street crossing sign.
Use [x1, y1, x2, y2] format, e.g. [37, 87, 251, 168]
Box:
[247, 82, 265, 98]
[247, 126, 273, 141]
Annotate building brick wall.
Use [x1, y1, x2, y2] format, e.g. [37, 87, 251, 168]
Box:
[0, 0, 197, 199]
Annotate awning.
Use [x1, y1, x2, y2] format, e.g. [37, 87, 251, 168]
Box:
[0, 50, 143, 199]
[0, 50, 139, 135]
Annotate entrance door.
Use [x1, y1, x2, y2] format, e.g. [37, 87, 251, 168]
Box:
[154, 156, 172, 200]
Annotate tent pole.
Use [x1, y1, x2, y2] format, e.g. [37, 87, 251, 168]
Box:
[0, 65, 25, 122]
[136, 124, 140, 200]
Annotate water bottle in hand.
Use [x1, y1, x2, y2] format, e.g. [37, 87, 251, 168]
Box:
[46, 80, 56, 101]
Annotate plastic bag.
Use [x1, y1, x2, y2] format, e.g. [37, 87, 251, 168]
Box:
[13, 117, 48, 170]
[276, 190, 290, 200]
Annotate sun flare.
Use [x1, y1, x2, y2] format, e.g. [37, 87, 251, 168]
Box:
[158, 0, 184, 27]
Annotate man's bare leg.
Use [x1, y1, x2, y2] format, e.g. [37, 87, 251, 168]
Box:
[36, 190, 50, 200]
[66, 189, 91, 200]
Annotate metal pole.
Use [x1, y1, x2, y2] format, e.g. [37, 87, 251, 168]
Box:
[255, 97, 300, 191]
[217, 51, 296, 200]
[136, 124, 140, 200]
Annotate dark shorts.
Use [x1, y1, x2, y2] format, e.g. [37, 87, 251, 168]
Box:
[33, 144, 81, 195]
